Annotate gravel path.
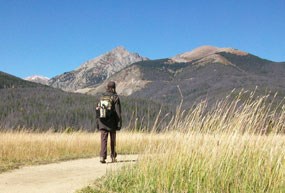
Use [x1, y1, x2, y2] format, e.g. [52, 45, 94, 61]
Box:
[0, 155, 138, 193]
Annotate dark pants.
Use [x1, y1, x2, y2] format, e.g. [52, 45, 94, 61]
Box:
[100, 130, 117, 159]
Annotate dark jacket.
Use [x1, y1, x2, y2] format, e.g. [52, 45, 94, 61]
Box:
[96, 91, 122, 131]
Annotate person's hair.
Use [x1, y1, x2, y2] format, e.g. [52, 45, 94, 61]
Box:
[107, 81, 116, 94]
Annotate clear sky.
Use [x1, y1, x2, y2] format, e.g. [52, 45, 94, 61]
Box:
[0, 0, 284, 78]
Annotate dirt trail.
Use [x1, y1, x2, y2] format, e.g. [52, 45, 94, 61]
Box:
[0, 155, 138, 193]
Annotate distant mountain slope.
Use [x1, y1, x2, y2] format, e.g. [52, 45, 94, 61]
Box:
[88, 46, 285, 107]
[0, 71, 44, 89]
[25, 75, 50, 85]
[48, 46, 148, 92]
[1, 45, 284, 131]
[171, 45, 248, 63]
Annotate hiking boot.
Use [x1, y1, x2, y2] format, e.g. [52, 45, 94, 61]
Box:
[111, 157, 117, 163]
[111, 152, 117, 163]
[100, 157, 106, 164]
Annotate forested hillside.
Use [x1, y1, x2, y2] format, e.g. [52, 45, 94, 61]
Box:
[0, 87, 170, 131]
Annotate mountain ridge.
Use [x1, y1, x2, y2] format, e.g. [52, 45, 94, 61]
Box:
[1, 45, 284, 130]
[48, 46, 148, 92]
[13, 45, 284, 108]
[25, 75, 50, 85]
[86, 46, 285, 107]
[171, 46, 248, 64]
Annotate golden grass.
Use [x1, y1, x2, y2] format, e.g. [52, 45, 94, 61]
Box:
[0, 132, 96, 172]
[78, 91, 285, 193]
[81, 132, 284, 193]
[0, 131, 163, 173]
[1, 90, 285, 192]
[153, 132, 285, 190]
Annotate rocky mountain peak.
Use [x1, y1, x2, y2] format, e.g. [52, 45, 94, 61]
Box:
[171, 45, 248, 64]
[78, 46, 147, 70]
[110, 46, 128, 53]
[49, 46, 148, 92]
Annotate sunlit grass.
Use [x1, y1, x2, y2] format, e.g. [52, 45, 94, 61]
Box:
[78, 91, 285, 193]
[1, 90, 285, 192]
[0, 131, 159, 173]
[92, 133, 284, 193]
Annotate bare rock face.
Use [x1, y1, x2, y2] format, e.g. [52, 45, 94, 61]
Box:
[48, 46, 148, 92]
[25, 75, 50, 85]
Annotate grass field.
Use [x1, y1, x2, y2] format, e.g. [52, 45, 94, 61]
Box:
[78, 132, 284, 193]
[0, 131, 159, 173]
[78, 92, 285, 193]
[1, 91, 285, 192]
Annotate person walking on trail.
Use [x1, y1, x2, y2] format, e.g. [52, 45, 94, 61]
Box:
[96, 81, 122, 164]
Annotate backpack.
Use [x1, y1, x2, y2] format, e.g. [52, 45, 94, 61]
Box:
[98, 95, 115, 119]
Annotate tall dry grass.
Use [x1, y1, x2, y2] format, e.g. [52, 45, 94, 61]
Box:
[0, 131, 164, 173]
[0, 132, 97, 172]
[88, 133, 285, 193]
[79, 91, 285, 193]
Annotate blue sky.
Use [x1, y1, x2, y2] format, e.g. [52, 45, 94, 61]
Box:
[0, 0, 284, 78]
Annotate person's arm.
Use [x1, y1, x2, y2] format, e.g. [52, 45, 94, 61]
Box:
[115, 96, 122, 130]
[95, 101, 100, 130]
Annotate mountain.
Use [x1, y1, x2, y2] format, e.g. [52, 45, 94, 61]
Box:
[0, 71, 44, 89]
[2, 45, 284, 130]
[48, 46, 148, 92]
[87, 46, 285, 107]
[170, 46, 248, 64]
[25, 75, 50, 85]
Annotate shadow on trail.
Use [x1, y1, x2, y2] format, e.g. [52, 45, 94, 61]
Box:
[106, 159, 137, 164]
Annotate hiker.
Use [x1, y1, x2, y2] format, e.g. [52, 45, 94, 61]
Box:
[96, 81, 122, 163]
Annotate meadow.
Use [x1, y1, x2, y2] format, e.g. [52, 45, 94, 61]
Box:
[78, 91, 285, 193]
[0, 131, 157, 173]
[1, 91, 285, 192]
[78, 133, 285, 193]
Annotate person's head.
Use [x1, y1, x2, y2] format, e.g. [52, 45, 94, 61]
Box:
[107, 81, 116, 93]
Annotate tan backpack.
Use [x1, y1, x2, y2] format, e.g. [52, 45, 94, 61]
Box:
[98, 95, 114, 118]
